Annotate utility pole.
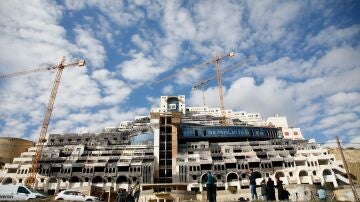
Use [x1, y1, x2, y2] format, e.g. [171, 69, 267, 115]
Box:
[336, 136, 359, 201]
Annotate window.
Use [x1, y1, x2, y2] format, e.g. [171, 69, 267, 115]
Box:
[225, 149, 230, 153]
[17, 186, 30, 194]
[294, 132, 298, 136]
[284, 132, 289, 136]
[169, 104, 177, 109]
[192, 175, 197, 180]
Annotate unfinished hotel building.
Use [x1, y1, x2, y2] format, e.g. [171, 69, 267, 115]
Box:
[0, 95, 350, 195]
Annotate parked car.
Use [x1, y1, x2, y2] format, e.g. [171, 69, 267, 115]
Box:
[0, 184, 46, 201]
[55, 190, 100, 201]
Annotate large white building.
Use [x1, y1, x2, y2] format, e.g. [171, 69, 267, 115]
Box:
[0, 95, 350, 201]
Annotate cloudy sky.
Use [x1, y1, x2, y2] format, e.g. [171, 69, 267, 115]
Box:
[0, 0, 359, 147]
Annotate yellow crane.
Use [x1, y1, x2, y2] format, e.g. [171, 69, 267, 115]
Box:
[192, 58, 250, 107]
[154, 52, 235, 125]
[0, 57, 86, 187]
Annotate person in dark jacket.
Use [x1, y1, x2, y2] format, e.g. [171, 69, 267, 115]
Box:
[206, 171, 217, 202]
[248, 169, 257, 200]
[282, 188, 290, 200]
[266, 178, 276, 201]
[260, 179, 268, 201]
[116, 189, 127, 202]
[276, 176, 284, 201]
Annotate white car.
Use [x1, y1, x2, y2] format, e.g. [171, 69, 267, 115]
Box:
[55, 190, 100, 201]
[0, 184, 46, 201]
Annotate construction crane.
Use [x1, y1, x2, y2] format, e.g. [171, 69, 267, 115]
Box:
[210, 52, 235, 125]
[192, 58, 250, 107]
[192, 79, 209, 106]
[154, 52, 235, 125]
[0, 57, 86, 187]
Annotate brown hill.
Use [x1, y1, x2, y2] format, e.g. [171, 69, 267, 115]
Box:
[328, 148, 360, 184]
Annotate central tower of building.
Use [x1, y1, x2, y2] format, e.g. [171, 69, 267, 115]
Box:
[151, 95, 185, 183]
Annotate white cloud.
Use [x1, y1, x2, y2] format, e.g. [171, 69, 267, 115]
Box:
[243, 56, 316, 80]
[189, 77, 297, 122]
[225, 77, 297, 121]
[162, 1, 196, 40]
[74, 27, 106, 68]
[131, 34, 151, 52]
[64, 0, 86, 10]
[65, 0, 145, 27]
[246, 1, 303, 42]
[326, 92, 360, 107]
[161, 85, 174, 95]
[0, 0, 72, 72]
[306, 25, 360, 49]
[146, 96, 159, 108]
[315, 45, 360, 75]
[91, 69, 132, 105]
[118, 52, 166, 82]
[315, 113, 358, 130]
[0, 1, 140, 141]
[193, 0, 246, 49]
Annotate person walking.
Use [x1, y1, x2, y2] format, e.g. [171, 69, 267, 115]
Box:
[248, 169, 258, 200]
[266, 178, 276, 201]
[260, 179, 268, 201]
[276, 176, 284, 201]
[131, 181, 140, 202]
[206, 171, 216, 202]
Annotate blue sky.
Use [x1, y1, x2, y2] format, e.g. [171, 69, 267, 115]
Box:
[0, 0, 359, 147]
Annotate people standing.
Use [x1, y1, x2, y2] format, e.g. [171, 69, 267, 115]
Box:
[276, 176, 284, 201]
[116, 189, 127, 202]
[248, 169, 258, 200]
[131, 181, 140, 202]
[260, 179, 268, 201]
[206, 171, 216, 202]
[266, 178, 276, 201]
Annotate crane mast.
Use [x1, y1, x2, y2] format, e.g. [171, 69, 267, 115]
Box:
[191, 58, 250, 107]
[25, 57, 85, 187]
[214, 54, 226, 125]
[213, 52, 235, 125]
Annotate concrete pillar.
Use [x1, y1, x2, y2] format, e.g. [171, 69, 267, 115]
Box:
[44, 180, 48, 193]
[55, 180, 60, 194]
[332, 175, 338, 188]
[237, 181, 241, 190]
[320, 176, 325, 185]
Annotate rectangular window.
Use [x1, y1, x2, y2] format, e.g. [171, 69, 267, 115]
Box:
[284, 132, 289, 136]
[294, 132, 298, 136]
